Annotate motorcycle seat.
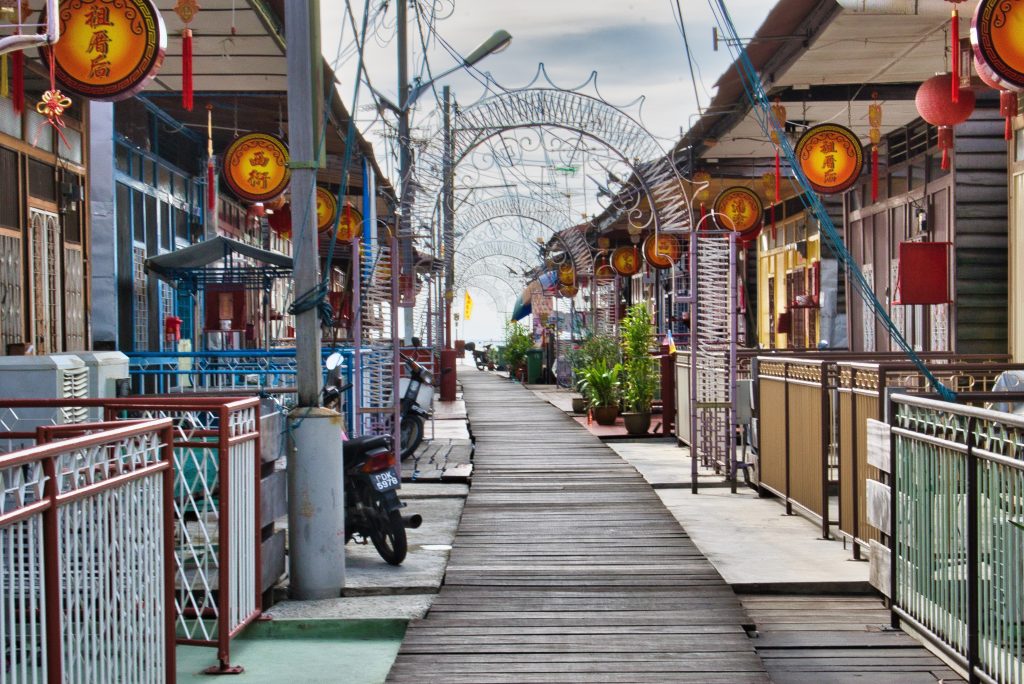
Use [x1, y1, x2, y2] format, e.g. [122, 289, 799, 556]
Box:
[345, 435, 391, 459]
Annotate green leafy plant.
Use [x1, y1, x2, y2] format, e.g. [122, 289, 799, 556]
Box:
[568, 333, 619, 393]
[577, 361, 622, 408]
[620, 303, 658, 413]
[504, 320, 533, 372]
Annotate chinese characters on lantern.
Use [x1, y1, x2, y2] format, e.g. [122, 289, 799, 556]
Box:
[85, 7, 114, 80]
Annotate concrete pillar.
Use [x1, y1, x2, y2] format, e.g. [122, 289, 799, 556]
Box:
[287, 408, 346, 599]
[87, 101, 118, 349]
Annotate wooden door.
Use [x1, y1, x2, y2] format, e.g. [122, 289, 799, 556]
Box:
[28, 207, 62, 354]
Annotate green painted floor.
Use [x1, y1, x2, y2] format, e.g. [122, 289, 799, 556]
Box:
[176, 620, 406, 684]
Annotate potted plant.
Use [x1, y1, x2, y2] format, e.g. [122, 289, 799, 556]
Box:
[577, 361, 622, 425]
[568, 334, 620, 413]
[503, 321, 533, 382]
[620, 303, 658, 435]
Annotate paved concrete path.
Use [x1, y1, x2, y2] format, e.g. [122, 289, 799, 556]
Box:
[386, 369, 769, 683]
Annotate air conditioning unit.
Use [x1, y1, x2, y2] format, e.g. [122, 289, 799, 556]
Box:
[0, 355, 89, 449]
[73, 351, 130, 421]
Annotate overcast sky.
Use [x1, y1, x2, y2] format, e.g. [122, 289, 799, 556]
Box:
[321, 0, 772, 343]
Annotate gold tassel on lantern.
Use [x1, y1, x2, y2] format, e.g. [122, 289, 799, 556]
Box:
[868, 92, 882, 203]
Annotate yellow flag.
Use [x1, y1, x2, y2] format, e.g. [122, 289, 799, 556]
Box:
[464, 291, 473, 321]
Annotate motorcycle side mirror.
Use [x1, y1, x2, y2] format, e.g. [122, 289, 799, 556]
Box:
[325, 352, 343, 371]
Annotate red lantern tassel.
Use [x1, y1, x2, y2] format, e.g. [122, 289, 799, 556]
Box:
[1001, 90, 1017, 142]
[871, 147, 879, 202]
[11, 50, 24, 116]
[774, 150, 781, 202]
[951, 8, 960, 104]
[938, 126, 953, 171]
[207, 158, 216, 211]
[182, 28, 194, 112]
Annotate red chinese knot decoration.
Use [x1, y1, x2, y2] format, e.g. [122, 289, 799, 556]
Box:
[915, 73, 975, 171]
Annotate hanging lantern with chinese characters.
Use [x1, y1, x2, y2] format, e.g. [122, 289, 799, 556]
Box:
[610, 246, 641, 277]
[972, 0, 1024, 141]
[173, 0, 200, 112]
[334, 203, 362, 242]
[915, 73, 975, 171]
[558, 262, 575, 286]
[642, 233, 681, 269]
[713, 186, 764, 240]
[315, 187, 338, 233]
[222, 132, 291, 203]
[48, 0, 167, 101]
[868, 92, 882, 202]
[794, 123, 864, 195]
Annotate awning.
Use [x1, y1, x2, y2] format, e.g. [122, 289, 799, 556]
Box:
[145, 236, 293, 290]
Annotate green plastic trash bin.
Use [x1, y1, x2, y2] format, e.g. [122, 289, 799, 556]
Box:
[526, 348, 543, 384]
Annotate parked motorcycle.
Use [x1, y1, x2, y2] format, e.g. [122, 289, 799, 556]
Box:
[399, 354, 432, 460]
[473, 344, 493, 371]
[323, 353, 422, 566]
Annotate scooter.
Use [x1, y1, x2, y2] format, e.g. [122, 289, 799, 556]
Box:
[323, 353, 422, 565]
[399, 354, 432, 460]
[472, 344, 493, 371]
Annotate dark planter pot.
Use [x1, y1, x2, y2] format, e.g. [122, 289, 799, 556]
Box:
[591, 405, 619, 426]
[571, 397, 588, 414]
[622, 412, 651, 435]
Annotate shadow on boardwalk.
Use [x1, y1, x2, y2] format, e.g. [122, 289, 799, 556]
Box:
[386, 369, 768, 683]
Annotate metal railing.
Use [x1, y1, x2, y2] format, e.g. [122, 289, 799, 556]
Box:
[0, 396, 261, 675]
[890, 394, 1024, 684]
[1, 418, 176, 683]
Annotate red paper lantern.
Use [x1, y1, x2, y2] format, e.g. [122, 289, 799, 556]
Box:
[975, 56, 1020, 141]
[268, 202, 292, 239]
[915, 74, 975, 170]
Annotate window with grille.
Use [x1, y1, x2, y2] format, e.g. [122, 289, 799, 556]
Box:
[27, 159, 55, 201]
[133, 246, 148, 351]
[29, 209, 62, 353]
[862, 264, 876, 351]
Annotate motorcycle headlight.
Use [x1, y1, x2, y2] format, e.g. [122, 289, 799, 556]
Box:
[421, 371, 433, 386]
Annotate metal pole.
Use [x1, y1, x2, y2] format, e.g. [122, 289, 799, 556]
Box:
[286, 0, 322, 407]
[443, 85, 455, 349]
[285, 0, 345, 600]
[398, 0, 415, 344]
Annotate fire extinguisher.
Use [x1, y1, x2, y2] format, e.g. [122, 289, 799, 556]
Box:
[164, 315, 183, 348]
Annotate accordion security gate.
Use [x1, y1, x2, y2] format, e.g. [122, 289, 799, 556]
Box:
[690, 232, 738, 493]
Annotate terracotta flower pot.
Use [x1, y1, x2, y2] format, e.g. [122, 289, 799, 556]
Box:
[622, 412, 651, 435]
[591, 405, 619, 426]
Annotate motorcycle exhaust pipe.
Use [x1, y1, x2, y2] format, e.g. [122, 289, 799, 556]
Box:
[402, 514, 423, 529]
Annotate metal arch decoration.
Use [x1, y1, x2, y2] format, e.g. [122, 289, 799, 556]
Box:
[642, 233, 682, 269]
[456, 194, 570, 243]
[409, 64, 695, 268]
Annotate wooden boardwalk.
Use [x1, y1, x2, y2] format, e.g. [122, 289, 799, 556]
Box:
[387, 370, 769, 683]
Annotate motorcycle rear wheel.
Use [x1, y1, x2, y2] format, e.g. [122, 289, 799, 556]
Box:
[370, 507, 408, 565]
[400, 415, 424, 460]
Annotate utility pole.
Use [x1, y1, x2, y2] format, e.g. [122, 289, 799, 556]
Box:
[397, 0, 415, 344]
[443, 85, 454, 348]
[285, 0, 345, 600]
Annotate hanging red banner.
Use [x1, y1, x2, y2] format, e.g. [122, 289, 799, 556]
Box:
[222, 133, 291, 203]
[713, 186, 764, 237]
[642, 233, 681, 269]
[795, 123, 864, 195]
[972, 0, 1024, 91]
[49, 0, 166, 101]
[316, 187, 338, 233]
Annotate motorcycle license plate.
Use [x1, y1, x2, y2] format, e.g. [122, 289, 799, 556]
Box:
[370, 468, 400, 492]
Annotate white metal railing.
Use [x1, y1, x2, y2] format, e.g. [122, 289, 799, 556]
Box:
[890, 394, 1024, 684]
[0, 419, 175, 683]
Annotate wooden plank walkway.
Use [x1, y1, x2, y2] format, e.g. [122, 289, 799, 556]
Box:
[387, 369, 768, 683]
[741, 595, 963, 683]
